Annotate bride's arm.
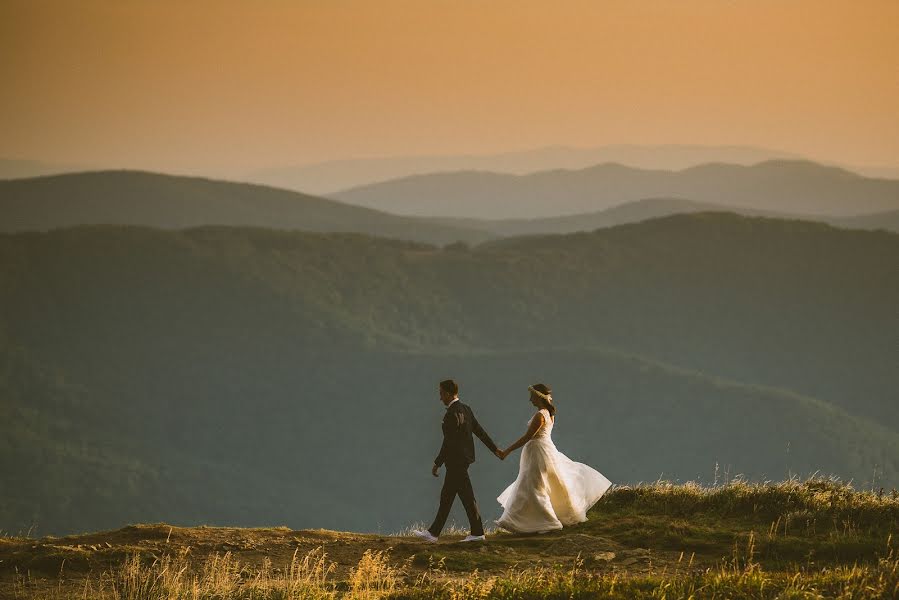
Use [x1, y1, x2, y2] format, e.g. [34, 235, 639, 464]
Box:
[501, 412, 544, 458]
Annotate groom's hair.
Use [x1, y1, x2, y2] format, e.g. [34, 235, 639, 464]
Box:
[439, 379, 459, 396]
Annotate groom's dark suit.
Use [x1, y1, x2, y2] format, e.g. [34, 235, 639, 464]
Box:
[429, 398, 499, 537]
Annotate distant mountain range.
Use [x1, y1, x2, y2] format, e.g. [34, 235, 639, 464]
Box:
[438, 198, 899, 237]
[245, 145, 899, 195]
[245, 144, 805, 194]
[0, 171, 493, 245]
[1, 214, 896, 535]
[332, 160, 899, 219]
[7, 147, 897, 196]
[3, 170, 898, 246]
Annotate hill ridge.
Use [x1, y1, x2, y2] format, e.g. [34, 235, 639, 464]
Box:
[4, 170, 897, 242]
[3, 480, 896, 598]
[0, 170, 494, 245]
[332, 159, 899, 218]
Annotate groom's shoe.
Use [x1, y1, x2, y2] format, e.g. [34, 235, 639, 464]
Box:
[461, 534, 486, 542]
[413, 530, 439, 544]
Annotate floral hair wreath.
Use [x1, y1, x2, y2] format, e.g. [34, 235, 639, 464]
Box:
[528, 385, 553, 403]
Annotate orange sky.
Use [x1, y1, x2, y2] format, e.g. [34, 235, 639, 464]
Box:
[1, 0, 897, 173]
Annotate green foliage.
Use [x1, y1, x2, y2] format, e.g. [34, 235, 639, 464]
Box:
[0, 343, 163, 535]
[0, 214, 897, 536]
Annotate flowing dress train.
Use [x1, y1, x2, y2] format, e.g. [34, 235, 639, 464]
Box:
[496, 408, 611, 533]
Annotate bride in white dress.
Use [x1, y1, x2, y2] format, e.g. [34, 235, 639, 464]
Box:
[496, 384, 612, 533]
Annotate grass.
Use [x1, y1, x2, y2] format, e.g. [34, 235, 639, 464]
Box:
[6, 478, 898, 599]
[13, 543, 898, 599]
[604, 477, 898, 524]
[582, 477, 898, 569]
[399, 547, 899, 599]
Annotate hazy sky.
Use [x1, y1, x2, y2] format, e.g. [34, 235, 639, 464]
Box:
[2, 0, 897, 174]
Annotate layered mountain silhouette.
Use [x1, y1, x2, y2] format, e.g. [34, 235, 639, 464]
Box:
[7, 146, 898, 195]
[245, 144, 803, 195]
[1, 214, 897, 535]
[0, 171, 492, 245]
[434, 198, 899, 236]
[831, 209, 899, 233]
[3, 170, 897, 245]
[332, 160, 899, 219]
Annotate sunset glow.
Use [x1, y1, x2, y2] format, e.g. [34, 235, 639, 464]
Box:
[2, 0, 897, 173]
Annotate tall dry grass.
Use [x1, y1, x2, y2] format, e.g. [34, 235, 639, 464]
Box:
[15, 546, 344, 600]
[12, 478, 898, 599]
[17, 541, 897, 599]
[603, 476, 899, 526]
[400, 537, 899, 599]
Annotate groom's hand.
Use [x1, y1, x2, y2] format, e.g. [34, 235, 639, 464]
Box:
[431, 464, 440, 477]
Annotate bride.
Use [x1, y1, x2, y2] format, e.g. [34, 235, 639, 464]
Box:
[496, 384, 612, 533]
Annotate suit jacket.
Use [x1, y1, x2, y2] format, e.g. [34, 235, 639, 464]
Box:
[434, 399, 498, 468]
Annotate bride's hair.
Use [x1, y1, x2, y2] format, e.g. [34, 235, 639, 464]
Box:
[530, 383, 556, 417]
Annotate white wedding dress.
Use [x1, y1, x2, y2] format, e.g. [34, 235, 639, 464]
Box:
[496, 408, 612, 533]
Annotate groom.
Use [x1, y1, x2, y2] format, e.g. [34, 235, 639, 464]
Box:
[414, 379, 503, 543]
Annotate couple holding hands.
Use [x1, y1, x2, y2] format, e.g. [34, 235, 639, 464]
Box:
[414, 379, 611, 543]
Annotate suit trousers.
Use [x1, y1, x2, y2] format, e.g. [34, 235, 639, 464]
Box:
[428, 463, 484, 537]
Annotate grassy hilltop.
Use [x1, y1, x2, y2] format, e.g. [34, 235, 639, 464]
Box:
[3, 480, 897, 599]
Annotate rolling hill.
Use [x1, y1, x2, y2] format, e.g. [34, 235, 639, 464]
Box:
[0, 170, 492, 245]
[433, 198, 899, 237]
[1, 214, 897, 535]
[830, 208, 899, 232]
[4, 171, 896, 250]
[331, 160, 899, 219]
